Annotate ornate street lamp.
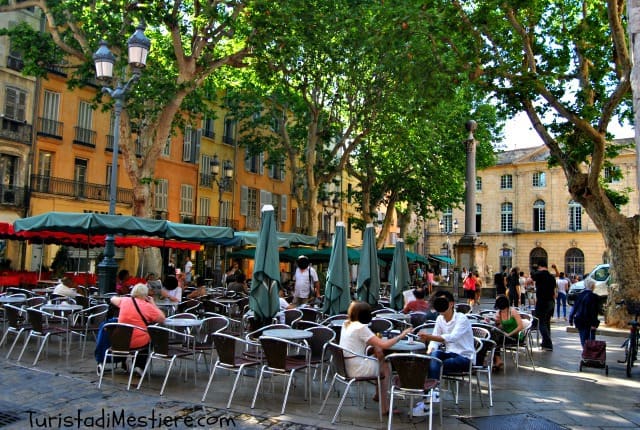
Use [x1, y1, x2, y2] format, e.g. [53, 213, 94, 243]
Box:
[94, 23, 150, 295]
[210, 154, 234, 271]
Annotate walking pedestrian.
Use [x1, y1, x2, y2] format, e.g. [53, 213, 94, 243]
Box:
[532, 261, 557, 351]
[569, 278, 600, 347]
[556, 272, 569, 321]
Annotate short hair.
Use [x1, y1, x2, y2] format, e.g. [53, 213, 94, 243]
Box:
[433, 289, 454, 303]
[117, 269, 130, 281]
[538, 260, 548, 267]
[413, 288, 425, 299]
[146, 272, 156, 279]
[196, 276, 206, 287]
[164, 275, 178, 291]
[130, 283, 148, 298]
[61, 277, 74, 287]
[584, 278, 596, 290]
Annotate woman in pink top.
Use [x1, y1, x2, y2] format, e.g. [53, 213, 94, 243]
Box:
[110, 283, 166, 371]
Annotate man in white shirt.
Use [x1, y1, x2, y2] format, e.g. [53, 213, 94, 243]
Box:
[184, 256, 193, 284]
[292, 255, 320, 305]
[556, 271, 570, 320]
[53, 277, 78, 298]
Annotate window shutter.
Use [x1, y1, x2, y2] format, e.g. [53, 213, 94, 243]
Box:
[281, 195, 288, 222]
[260, 190, 272, 212]
[240, 186, 248, 216]
[4, 87, 16, 119]
[191, 128, 201, 163]
[183, 126, 192, 161]
[259, 152, 264, 175]
[280, 164, 285, 181]
[244, 150, 251, 171]
[268, 164, 274, 179]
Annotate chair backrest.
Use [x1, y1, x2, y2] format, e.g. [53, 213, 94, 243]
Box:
[202, 300, 229, 316]
[4, 304, 23, 328]
[306, 326, 336, 359]
[198, 316, 229, 343]
[26, 308, 46, 333]
[83, 303, 109, 323]
[413, 321, 436, 335]
[75, 295, 90, 308]
[326, 342, 349, 378]
[371, 307, 393, 316]
[147, 325, 181, 356]
[386, 353, 440, 389]
[320, 314, 348, 325]
[475, 338, 497, 368]
[169, 312, 197, 319]
[284, 309, 303, 326]
[259, 336, 292, 370]
[369, 318, 393, 334]
[455, 303, 472, 314]
[212, 332, 240, 365]
[6, 288, 34, 297]
[472, 326, 491, 339]
[177, 299, 201, 314]
[26, 296, 46, 308]
[409, 312, 428, 327]
[300, 307, 322, 322]
[104, 323, 143, 353]
[51, 297, 76, 305]
[293, 320, 322, 330]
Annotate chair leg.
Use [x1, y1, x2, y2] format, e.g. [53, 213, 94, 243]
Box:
[97, 354, 109, 388]
[331, 380, 354, 424]
[250, 366, 267, 409]
[226, 365, 246, 408]
[387, 388, 394, 430]
[160, 357, 177, 396]
[201, 362, 217, 403]
[136, 355, 153, 390]
[281, 370, 296, 414]
[126, 351, 139, 390]
[318, 375, 337, 415]
[33, 333, 51, 366]
[17, 333, 31, 362]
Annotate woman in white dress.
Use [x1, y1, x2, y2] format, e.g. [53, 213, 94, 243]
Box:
[340, 301, 412, 414]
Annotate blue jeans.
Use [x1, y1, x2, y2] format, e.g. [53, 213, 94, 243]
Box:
[556, 293, 567, 318]
[429, 349, 471, 380]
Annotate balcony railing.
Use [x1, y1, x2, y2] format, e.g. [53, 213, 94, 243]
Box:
[245, 215, 260, 230]
[105, 136, 142, 156]
[199, 173, 213, 187]
[203, 128, 215, 139]
[6, 55, 24, 71]
[73, 126, 96, 148]
[222, 135, 235, 145]
[195, 216, 239, 229]
[37, 117, 63, 139]
[0, 185, 26, 207]
[30, 174, 133, 204]
[0, 117, 32, 144]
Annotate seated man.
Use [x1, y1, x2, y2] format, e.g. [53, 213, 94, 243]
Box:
[227, 273, 248, 295]
[415, 290, 475, 415]
[53, 277, 77, 298]
[145, 272, 163, 298]
[402, 287, 430, 313]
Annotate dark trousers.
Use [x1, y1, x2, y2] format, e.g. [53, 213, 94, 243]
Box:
[429, 350, 471, 380]
[577, 326, 596, 348]
[536, 300, 555, 349]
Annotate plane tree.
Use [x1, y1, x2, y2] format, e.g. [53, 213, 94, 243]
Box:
[446, 1, 635, 324]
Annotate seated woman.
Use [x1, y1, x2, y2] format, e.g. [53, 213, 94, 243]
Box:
[187, 276, 208, 300]
[109, 283, 166, 373]
[160, 275, 182, 303]
[115, 269, 131, 295]
[493, 294, 524, 369]
[340, 301, 412, 414]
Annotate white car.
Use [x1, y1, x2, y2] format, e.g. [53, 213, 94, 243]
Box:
[567, 263, 610, 306]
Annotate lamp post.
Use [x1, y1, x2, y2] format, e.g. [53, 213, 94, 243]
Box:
[93, 24, 150, 295]
[439, 218, 458, 282]
[210, 154, 234, 271]
[322, 196, 340, 243]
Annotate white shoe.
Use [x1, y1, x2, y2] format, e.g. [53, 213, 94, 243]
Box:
[96, 363, 103, 376]
[432, 388, 440, 403]
[411, 402, 430, 417]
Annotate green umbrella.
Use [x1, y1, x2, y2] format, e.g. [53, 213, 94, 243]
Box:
[356, 223, 380, 306]
[249, 205, 281, 327]
[311, 246, 361, 264]
[322, 222, 351, 315]
[378, 247, 428, 264]
[389, 239, 411, 311]
[279, 247, 317, 262]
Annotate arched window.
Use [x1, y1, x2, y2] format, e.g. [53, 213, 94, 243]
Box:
[568, 200, 582, 231]
[501, 202, 513, 232]
[564, 248, 585, 278]
[533, 200, 546, 232]
[529, 247, 548, 272]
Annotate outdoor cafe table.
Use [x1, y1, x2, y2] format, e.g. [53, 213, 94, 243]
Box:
[385, 339, 426, 353]
[376, 312, 411, 322]
[0, 295, 27, 304]
[41, 303, 84, 355]
[155, 299, 177, 315]
[263, 328, 313, 341]
[163, 318, 204, 329]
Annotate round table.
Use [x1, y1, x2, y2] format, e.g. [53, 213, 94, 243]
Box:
[163, 318, 203, 328]
[263, 328, 313, 341]
[386, 339, 426, 353]
[377, 312, 411, 321]
[0, 295, 27, 304]
[41, 303, 83, 313]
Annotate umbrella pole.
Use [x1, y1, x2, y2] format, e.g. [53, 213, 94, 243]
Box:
[38, 240, 43, 281]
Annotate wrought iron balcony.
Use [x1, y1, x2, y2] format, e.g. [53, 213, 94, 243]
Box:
[30, 174, 133, 204]
[244, 215, 260, 231]
[199, 173, 213, 187]
[222, 134, 235, 145]
[6, 55, 24, 71]
[37, 117, 63, 139]
[73, 126, 96, 148]
[203, 128, 215, 139]
[105, 136, 143, 156]
[0, 117, 32, 144]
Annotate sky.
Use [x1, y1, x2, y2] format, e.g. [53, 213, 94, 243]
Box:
[503, 111, 635, 150]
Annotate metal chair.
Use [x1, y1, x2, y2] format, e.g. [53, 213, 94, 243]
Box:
[441, 337, 482, 416]
[368, 318, 393, 335]
[320, 314, 348, 326]
[473, 338, 497, 407]
[300, 307, 322, 323]
[284, 309, 303, 327]
[504, 318, 536, 370]
[386, 353, 443, 430]
[318, 342, 383, 424]
[251, 335, 311, 415]
[201, 332, 261, 407]
[97, 322, 148, 390]
[136, 325, 196, 395]
[193, 315, 229, 370]
[293, 320, 323, 330]
[70, 303, 109, 358]
[0, 304, 29, 358]
[18, 307, 69, 365]
[304, 326, 335, 398]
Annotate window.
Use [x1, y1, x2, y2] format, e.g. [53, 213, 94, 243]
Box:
[75, 101, 94, 146]
[74, 159, 87, 198]
[223, 117, 236, 145]
[162, 136, 171, 157]
[154, 179, 168, 212]
[476, 203, 482, 233]
[475, 177, 482, 191]
[268, 160, 285, 180]
[36, 151, 52, 192]
[41, 90, 61, 137]
[533, 199, 546, 231]
[180, 184, 194, 218]
[442, 208, 453, 233]
[245, 151, 263, 174]
[565, 248, 585, 278]
[199, 197, 210, 219]
[271, 109, 283, 133]
[532, 172, 546, 188]
[203, 116, 215, 138]
[272, 193, 280, 224]
[183, 126, 192, 161]
[500, 174, 513, 190]
[347, 183, 353, 203]
[568, 200, 582, 231]
[604, 165, 621, 183]
[200, 154, 212, 186]
[4, 86, 26, 121]
[501, 202, 513, 232]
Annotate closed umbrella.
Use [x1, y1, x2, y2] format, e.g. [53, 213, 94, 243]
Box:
[323, 222, 351, 315]
[389, 239, 411, 311]
[356, 223, 380, 307]
[249, 205, 281, 327]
